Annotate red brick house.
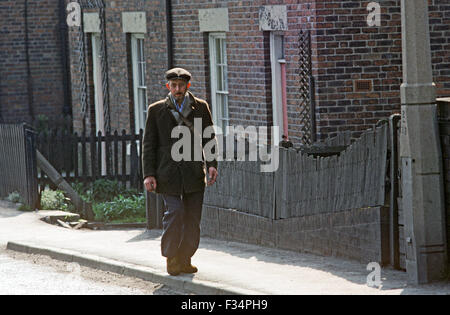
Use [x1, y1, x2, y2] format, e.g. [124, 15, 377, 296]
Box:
[2, 1, 448, 145]
[65, 0, 449, 145]
[168, 0, 450, 143]
[67, 0, 168, 136]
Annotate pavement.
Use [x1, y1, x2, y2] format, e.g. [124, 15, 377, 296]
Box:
[1, 200, 449, 295]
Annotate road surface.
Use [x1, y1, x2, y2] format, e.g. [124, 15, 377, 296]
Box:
[0, 249, 191, 295]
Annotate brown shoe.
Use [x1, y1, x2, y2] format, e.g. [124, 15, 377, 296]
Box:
[179, 256, 198, 274]
[166, 257, 181, 276]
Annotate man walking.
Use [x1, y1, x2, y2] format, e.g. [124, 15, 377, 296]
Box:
[142, 68, 218, 276]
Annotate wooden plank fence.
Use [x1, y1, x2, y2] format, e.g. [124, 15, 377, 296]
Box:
[204, 123, 389, 220]
[204, 160, 275, 218]
[0, 124, 38, 209]
[36, 129, 143, 189]
[275, 123, 388, 219]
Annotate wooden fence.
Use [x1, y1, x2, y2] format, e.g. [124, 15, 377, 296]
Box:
[36, 129, 143, 189]
[0, 124, 38, 209]
[204, 123, 388, 220]
[204, 160, 276, 218]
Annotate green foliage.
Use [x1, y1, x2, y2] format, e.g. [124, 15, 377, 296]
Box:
[6, 192, 33, 211]
[71, 181, 87, 200]
[72, 179, 139, 203]
[6, 191, 21, 203]
[91, 179, 122, 202]
[40, 189, 70, 210]
[18, 203, 32, 211]
[71, 180, 145, 223]
[92, 194, 146, 222]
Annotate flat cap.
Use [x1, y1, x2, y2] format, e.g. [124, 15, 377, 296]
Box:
[165, 67, 192, 82]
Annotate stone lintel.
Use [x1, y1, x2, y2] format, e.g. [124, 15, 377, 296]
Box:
[122, 12, 147, 33]
[259, 5, 287, 31]
[198, 8, 229, 32]
[83, 12, 100, 33]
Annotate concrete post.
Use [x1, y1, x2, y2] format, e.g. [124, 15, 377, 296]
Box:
[400, 0, 448, 284]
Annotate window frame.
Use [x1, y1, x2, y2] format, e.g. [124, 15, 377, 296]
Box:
[91, 32, 106, 175]
[91, 33, 105, 135]
[131, 33, 148, 135]
[270, 32, 285, 143]
[208, 32, 229, 134]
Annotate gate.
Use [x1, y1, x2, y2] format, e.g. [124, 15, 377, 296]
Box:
[437, 98, 450, 269]
[0, 123, 38, 209]
[388, 114, 405, 270]
[391, 100, 450, 271]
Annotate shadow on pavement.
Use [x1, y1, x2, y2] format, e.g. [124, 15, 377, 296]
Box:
[124, 227, 419, 291]
[126, 229, 162, 243]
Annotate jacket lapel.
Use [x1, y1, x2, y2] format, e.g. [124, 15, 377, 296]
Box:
[164, 97, 179, 126]
[180, 93, 194, 118]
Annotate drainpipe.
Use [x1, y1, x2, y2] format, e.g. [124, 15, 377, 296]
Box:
[24, 0, 34, 122]
[279, 58, 288, 141]
[165, 0, 174, 69]
[59, 0, 72, 118]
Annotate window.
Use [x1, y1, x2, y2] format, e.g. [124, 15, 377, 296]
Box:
[91, 33, 106, 175]
[131, 34, 148, 134]
[91, 33, 105, 136]
[209, 33, 229, 133]
[270, 33, 285, 142]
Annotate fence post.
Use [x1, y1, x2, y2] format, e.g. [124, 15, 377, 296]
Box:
[389, 114, 401, 269]
[146, 191, 164, 229]
[23, 124, 38, 210]
[130, 136, 138, 188]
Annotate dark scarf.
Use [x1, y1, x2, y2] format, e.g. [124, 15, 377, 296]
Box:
[167, 92, 194, 126]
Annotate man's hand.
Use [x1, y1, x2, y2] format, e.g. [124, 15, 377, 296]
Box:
[144, 176, 157, 192]
[207, 167, 218, 186]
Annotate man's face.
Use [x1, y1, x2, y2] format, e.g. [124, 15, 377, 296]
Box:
[168, 79, 188, 103]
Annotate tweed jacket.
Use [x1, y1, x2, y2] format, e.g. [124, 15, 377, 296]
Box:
[142, 91, 218, 194]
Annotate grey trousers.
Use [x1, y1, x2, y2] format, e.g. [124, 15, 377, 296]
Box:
[161, 190, 204, 260]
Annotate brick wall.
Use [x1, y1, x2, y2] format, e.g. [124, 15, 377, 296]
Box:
[0, 0, 67, 125]
[312, 0, 450, 141]
[170, 0, 314, 144]
[201, 205, 390, 264]
[68, 0, 168, 134]
[2, 1, 449, 142]
[170, 0, 450, 144]
[429, 0, 450, 97]
[311, 0, 402, 141]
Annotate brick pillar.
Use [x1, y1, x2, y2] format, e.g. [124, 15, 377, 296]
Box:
[400, 0, 447, 284]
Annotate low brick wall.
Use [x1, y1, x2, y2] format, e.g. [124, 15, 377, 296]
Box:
[201, 205, 390, 265]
